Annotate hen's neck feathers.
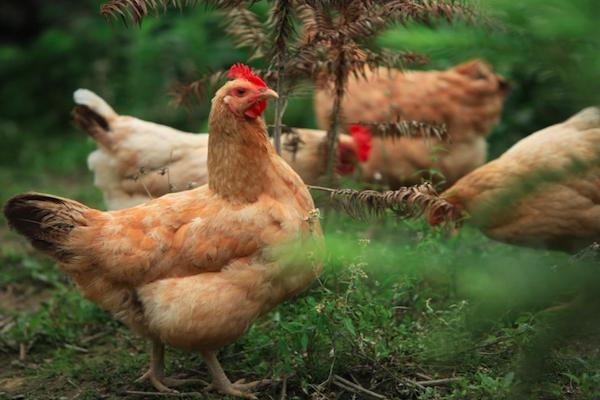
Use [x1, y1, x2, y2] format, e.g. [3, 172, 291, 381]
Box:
[207, 100, 274, 203]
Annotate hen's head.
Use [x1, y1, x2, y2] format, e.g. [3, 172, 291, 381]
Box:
[213, 64, 278, 120]
[336, 125, 373, 175]
[453, 59, 511, 95]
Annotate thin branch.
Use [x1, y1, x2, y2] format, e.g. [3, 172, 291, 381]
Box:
[121, 390, 205, 397]
[413, 377, 462, 387]
[324, 41, 349, 183]
[332, 375, 387, 399]
[268, 0, 295, 155]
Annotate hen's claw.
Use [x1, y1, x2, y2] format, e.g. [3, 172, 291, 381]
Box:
[136, 340, 208, 393]
[136, 369, 208, 391]
[206, 379, 270, 399]
[135, 369, 179, 393]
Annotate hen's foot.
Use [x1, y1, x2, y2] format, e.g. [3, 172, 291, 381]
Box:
[206, 378, 271, 399]
[135, 369, 177, 393]
[136, 369, 207, 393]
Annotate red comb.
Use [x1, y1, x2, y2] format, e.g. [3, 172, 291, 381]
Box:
[228, 64, 267, 88]
[349, 125, 373, 162]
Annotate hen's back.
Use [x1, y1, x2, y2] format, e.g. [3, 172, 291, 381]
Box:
[87, 119, 209, 210]
[315, 60, 509, 141]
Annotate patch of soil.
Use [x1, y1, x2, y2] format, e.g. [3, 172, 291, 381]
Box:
[0, 376, 26, 393]
[0, 284, 54, 314]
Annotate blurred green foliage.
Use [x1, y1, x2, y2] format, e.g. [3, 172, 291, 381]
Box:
[1, 0, 599, 169]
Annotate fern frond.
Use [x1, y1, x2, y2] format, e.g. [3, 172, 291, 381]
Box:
[170, 69, 229, 109]
[268, 0, 295, 62]
[389, 0, 477, 26]
[101, 0, 245, 25]
[357, 119, 448, 140]
[222, 6, 268, 60]
[101, 0, 198, 25]
[310, 183, 463, 223]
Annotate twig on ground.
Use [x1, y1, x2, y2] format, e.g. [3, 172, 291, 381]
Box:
[66, 378, 78, 388]
[332, 375, 386, 399]
[19, 343, 26, 361]
[280, 374, 288, 400]
[121, 391, 205, 397]
[415, 372, 433, 380]
[80, 331, 111, 344]
[65, 343, 89, 353]
[413, 377, 462, 387]
[1, 319, 15, 334]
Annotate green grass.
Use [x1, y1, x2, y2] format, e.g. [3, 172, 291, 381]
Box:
[1, 139, 600, 399]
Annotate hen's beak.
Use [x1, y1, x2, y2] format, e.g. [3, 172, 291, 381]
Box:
[258, 88, 279, 100]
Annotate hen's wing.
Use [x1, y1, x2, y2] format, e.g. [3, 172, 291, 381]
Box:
[63, 183, 312, 295]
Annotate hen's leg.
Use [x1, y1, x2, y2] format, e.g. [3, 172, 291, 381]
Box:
[202, 351, 270, 399]
[136, 340, 206, 393]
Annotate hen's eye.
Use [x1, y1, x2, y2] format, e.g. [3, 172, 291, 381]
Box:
[235, 88, 247, 96]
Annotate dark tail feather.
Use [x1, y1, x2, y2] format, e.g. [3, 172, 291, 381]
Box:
[3, 193, 90, 261]
[72, 105, 112, 147]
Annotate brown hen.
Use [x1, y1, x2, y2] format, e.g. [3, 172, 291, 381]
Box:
[314, 59, 510, 188]
[5, 65, 323, 398]
[430, 107, 600, 252]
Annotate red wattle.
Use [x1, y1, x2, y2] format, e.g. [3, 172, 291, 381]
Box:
[244, 100, 267, 119]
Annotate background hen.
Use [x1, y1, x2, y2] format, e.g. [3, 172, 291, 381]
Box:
[430, 107, 600, 252]
[73, 89, 209, 209]
[314, 59, 510, 188]
[5, 66, 322, 399]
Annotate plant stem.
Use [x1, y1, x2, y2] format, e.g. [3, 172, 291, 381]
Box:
[272, 70, 287, 155]
[325, 49, 347, 184]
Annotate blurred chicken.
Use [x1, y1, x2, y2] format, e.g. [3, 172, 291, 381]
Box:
[73, 90, 369, 210]
[279, 125, 371, 185]
[73, 89, 209, 210]
[314, 59, 511, 188]
[5, 64, 323, 398]
[429, 107, 600, 253]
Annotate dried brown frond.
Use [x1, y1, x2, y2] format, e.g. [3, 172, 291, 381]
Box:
[295, 4, 319, 44]
[222, 6, 268, 60]
[357, 119, 448, 140]
[418, 0, 477, 24]
[170, 70, 229, 109]
[101, 0, 245, 25]
[321, 183, 463, 223]
[268, 0, 295, 62]
[101, 0, 197, 25]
